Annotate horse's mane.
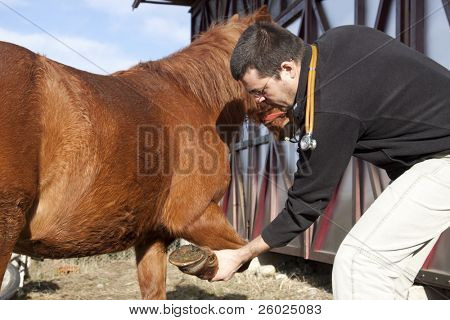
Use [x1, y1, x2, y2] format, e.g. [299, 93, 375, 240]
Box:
[131, 20, 252, 115]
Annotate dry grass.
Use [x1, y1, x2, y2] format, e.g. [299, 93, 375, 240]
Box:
[16, 250, 332, 300]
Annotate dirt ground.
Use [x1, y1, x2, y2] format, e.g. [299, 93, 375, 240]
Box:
[15, 250, 333, 300]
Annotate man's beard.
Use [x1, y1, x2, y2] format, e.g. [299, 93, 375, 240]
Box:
[277, 115, 298, 140]
[247, 101, 299, 141]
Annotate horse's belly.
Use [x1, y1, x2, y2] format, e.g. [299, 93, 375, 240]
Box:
[14, 234, 136, 259]
[15, 225, 138, 259]
[16, 207, 143, 259]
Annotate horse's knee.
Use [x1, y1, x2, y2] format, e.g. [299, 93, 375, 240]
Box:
[178, 203, 245, 249]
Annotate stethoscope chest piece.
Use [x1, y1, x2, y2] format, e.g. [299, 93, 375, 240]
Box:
[300, 133, 317, 151]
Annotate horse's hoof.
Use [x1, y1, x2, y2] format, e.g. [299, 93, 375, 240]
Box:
[168, 244, 218, 280]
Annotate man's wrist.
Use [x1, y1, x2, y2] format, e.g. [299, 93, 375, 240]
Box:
[237, 235, 270, 263]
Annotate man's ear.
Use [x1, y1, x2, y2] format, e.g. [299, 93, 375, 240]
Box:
[280, 60, 297, 78]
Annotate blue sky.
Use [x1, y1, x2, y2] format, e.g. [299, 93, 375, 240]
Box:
[0, 0, 191, 74]
[0, 0, 448, 75]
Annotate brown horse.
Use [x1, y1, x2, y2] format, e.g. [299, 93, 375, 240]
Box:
[0, 8, 272, 299]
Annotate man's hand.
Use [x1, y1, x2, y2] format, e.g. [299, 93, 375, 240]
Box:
[211, 249, 245, 281]
[211, 235, 270, 281]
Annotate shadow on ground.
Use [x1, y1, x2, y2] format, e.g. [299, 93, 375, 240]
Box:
[16, 281, 60, 299]
[167, 285, 247, 300]
[258, 252, 332, 293]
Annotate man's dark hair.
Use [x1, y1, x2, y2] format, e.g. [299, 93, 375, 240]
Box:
[230, 22, 305, 80]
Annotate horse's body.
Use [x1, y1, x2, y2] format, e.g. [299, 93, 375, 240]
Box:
[0, 10, 270, 299]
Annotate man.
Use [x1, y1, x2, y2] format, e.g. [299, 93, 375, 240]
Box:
[211, 22, 450, 299]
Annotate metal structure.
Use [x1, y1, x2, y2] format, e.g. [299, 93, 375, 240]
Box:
[133, 0, 450, 289]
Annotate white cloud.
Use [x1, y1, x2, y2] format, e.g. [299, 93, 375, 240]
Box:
[79, 0, 191, 55]
[144, 16, 190, 44]
[0, 27, 137, 74]
[82, 0, 134, 16]
[81, 0, 190, 39]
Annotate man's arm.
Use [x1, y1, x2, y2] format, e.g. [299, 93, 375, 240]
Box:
[212, 112, 362, 281]
[262, 112, 362, 247]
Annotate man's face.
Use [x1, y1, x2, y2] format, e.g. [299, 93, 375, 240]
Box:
[241, 61, 300, 133]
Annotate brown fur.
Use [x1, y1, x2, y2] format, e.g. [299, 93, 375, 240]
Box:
[0, 8, 271, 299]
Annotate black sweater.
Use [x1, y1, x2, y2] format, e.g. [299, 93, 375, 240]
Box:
[261, 25, 450, 248]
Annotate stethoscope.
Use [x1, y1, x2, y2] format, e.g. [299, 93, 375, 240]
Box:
[299, 44, 318, 151]
[263, 44, 318, 151]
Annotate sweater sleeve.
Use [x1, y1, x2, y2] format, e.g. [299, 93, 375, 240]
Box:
[262, 112, 362, 248]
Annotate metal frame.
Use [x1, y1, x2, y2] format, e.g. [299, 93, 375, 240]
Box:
[132, 0, 194, 9]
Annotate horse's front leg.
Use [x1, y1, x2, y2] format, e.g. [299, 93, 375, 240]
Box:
[169, 202, 248, 280]
[182, 202, 246, 249]
[134, 238, 172, 300]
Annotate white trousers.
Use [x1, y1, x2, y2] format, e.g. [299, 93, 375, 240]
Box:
[332, 154, 450, 299]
